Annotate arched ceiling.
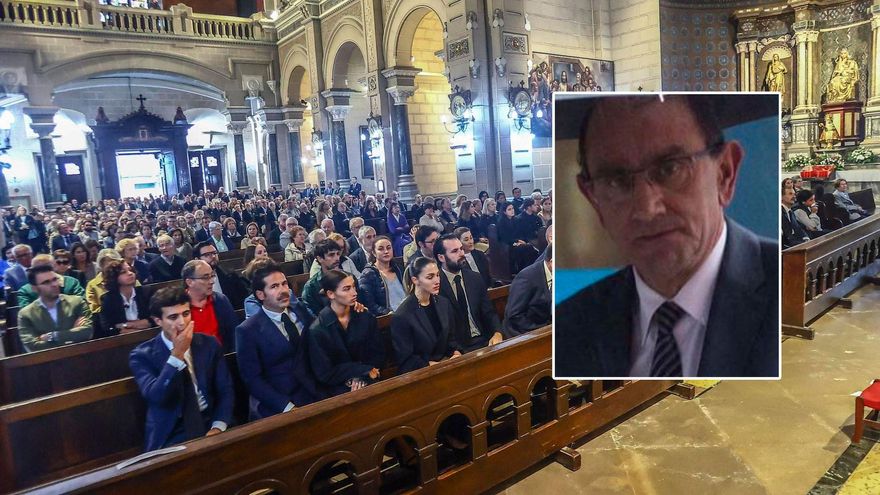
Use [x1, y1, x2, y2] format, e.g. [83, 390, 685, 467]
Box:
[53, 70, 225, 102]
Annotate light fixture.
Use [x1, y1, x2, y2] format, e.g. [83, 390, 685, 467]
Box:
[492, 9, 504, 28]
[442, 87, 476, 137]
[465, 11, 477, 30]
[524, 14, 531, 31]
[495, 57, 507, 77]
[443, 22, 448, 39]
[0, 109, 14, 154]
[469, 58, 481, 79]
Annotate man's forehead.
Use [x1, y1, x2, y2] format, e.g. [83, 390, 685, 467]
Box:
[162, 303, 190, 317]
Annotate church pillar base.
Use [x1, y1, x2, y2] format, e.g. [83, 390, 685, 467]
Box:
[861, 105, 880, 146]
[397, 174, 419, 203]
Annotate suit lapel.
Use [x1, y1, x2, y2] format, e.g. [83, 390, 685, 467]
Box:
[698, 220, 768, 377]
[599, 268, 636, 376]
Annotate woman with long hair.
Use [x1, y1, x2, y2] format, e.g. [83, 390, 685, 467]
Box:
[538, 196, 553, 226]
[243, 240, 269, 266]
[240, 222, 261, 249]
[359, 236, 405, 316]
[223, 218, 244, 249]
[169, 227, 193, 260]
[70, 241, 98, 282]
[391, 257, 461, 374]
[307, 269, 385, 396]
[97, 260, 152, 338]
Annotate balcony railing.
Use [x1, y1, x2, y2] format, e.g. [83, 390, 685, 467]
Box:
[0, 0, 274, 42]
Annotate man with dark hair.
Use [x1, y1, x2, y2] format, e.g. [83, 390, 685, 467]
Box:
[236, 261, 318, 419]
[503, 243, 552, 337]
[792, 189, 826, 238]
[348, 177, 362, 197]
[556, 94, 778, 378]
[129, 287, 235, 451]
[18, 264, 92, 352]
[782, 187, 809, 248]
[433, 233, 503, 352]
[515, 198, 543, 244]
[192, 241, 248, 306]
[301, 238, 342, 314]
[511, 187, 524, 214]
[182, 259, 240, 351]
[407, 225, 439, 269]
[454, 226, 492, 288]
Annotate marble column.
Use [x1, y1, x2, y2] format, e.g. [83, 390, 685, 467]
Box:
[789, 21, 820, 153]
[382, 67, 421, 202]
[227, 122, 248, 188]
[735, 41, 759, 91]
[321, 89, 355, 190]
[285, 118, 305, 185]
[251, 112, 268, 191]
[267, 127, 281, 186]
[24, 107, 62, 206]
[864, 6, 880, 143]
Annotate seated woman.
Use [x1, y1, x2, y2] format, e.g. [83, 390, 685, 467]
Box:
[243, 240, 269, 266]
[222, 218, 244, 250]
[391, 257, 461, 374]
[307, 269, 385, 397]
[284, 226, 308, 262]
[70, 241, 99, 282]
[359, 236, 405, 316]
[97, 259, 152, 339]
[239, 222, 262, 250]
[169, 227, 193, 261]
[387, 202, 411, 257]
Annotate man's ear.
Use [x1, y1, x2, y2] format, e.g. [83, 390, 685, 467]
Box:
[716, 141, 743, 208]
[151, 316, 161, 327]
[575, 172, 605, 227]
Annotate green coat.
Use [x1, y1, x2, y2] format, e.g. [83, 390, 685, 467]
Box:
[18, 294, 93, 352]
[17, 275, 85, 308]
[301, 270, 327, 315]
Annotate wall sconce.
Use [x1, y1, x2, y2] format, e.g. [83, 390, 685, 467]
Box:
[465, 11, 477, 30]
[492, 9, 504, 28]
[0, 109, 13, 154]
[524, 14, 531, 31]
[469, 58, 480, 79]
[442, 86, 476, 138]
[527, 59, 533, 72]
[443, 21, 448, 39]
[495, 57, 507, 78]
[508, 81, 533, 132]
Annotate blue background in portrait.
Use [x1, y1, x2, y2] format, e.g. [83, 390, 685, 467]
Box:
[556, 115, 779, 303]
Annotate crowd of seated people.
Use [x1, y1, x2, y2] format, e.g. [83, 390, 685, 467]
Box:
[0, 184, 552, 453]
[781, 176, 875, 249]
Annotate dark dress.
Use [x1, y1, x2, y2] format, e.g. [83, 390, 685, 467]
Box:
[307, 306, 385, 397]
[391, 294, 461, 374]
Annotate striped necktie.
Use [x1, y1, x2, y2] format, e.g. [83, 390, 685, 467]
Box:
[650, 301, 685, 377]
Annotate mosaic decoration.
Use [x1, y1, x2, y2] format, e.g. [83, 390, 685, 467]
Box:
[448, 37, 470, 61]
[503, 33, 528, 54]
[368, 75, 377, 92]
[529, 52, 613, 137]
[818, 0, 871, 27]
[660, 7, 738, 92]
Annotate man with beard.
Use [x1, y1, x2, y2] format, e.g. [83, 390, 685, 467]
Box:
[192, 241, 249, 306]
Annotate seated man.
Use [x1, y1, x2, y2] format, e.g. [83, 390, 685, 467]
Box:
[832, 178, 870, 221]
[782, 187, 810, 249]
[235, 261, 318, 419]
[301, 239, 342, 314]
[454, 227, 492, 289]
[182, 259, 241, 352]
[4, 243, 33, 291]
[18, 264, 92, 352]
[17, 254, 85, 308]
[129, 287, 234, 452]
[406, 225, 439, 269]
[348, 225, 375, 273]
[792, 189, 828, 239]
[503, 243, 552, 337]
[149, 234, 187, 283]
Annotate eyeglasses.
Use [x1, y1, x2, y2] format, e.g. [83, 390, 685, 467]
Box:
[55, 259, 70, 265]
[582, 142, 724, 205]
[200, 251, 218, 258]
[188, 272, 216, 281]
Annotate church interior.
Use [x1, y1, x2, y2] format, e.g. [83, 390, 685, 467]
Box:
[0, 0, 879, 493]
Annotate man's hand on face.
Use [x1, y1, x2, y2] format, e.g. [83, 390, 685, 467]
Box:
[171, 321, 194, 360]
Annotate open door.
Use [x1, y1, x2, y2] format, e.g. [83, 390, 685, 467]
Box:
[202, 149, 224, 193]
[161, 151, 178, 196]
[188, 151, 206, 195]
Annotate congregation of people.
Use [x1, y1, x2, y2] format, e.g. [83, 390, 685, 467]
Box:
[781, 176, 873, 249]
[0, 181, 552, 452]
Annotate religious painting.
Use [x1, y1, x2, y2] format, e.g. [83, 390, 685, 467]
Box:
[759, 42, 793, 111]
[528, 52, 613, 138]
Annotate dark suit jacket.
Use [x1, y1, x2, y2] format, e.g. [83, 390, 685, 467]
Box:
[503, 259, 551, 337]
[555, 219, 779, 378]
[438, 268, 501, 352]
[133, 259, 151, 284]
[465, 249, 492, 288]
[391, 294, 461, 374]
[51, 233, 80, 251]
[129, 333, 235, 452]
[148, 255, 187, 283]
[306, 306, 385, 397]
[782, 206, 807, 249]
[97, 286, 151, 339]
[194, 228, 210, 244]
[234, 308, 319, 419]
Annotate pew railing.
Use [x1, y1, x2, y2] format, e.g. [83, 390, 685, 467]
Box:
[23, 327, 676, 494]
[782, 213, 880, 339]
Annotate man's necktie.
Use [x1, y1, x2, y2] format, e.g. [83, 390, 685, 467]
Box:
[453, 274, 467, 310]
[180, 371, 207, 439]
[650, 301, 685, 377]
[281, 312, 301, 345]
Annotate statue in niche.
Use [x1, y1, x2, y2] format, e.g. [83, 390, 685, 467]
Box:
[762, 53, 787, 94]
[825, 48, 860, 103]
[818, 114, 840, 149]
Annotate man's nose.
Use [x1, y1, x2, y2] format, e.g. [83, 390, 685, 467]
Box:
[628, 175, 667, 221]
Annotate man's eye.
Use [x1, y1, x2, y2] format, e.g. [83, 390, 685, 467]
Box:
[605, 175, 629, 190]
[655, 161, 681, 180]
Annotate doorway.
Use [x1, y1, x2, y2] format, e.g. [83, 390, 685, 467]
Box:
[115, 151, 166, 198]
[188, 149, 224, 194]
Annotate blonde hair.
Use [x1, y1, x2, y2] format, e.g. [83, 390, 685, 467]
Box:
[115, 238, 138, 255]
[327, 232, 348, 256]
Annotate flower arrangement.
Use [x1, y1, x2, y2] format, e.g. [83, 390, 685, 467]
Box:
[783, 154, 810, 171]
[847, 147, 875, 164]
[813, 153, 843, 168]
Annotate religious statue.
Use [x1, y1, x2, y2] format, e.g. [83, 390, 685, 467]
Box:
[762, 53, 787, 94]
[825, 48, 860, 103]
[818, 114, 840, 149]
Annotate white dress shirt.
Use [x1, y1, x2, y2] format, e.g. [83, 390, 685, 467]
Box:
[628, 222, 726, 377]
[160, 331, 227, 432]
[122, 290, 139, 321]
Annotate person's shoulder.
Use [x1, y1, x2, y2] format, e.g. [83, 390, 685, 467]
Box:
[59, 293, 86, 305]
[191, 332, 221, 352]
[556, 269, 630, 325]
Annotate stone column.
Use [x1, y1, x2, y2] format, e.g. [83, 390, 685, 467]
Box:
[264, 108, 284, 187]
[321, 89, 355, 190]
[382, 67, 420, 202]
[284, 116, 305, 185]
[24, 106, 62, 206]
[251, 111, 269, 191]
[864, 6, 880, 143]
[789, 20, 820, 154]
[735, 41, 759, 91]
[227, 122, 249, 188]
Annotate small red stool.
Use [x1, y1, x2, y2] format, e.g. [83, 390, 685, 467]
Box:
[853, 380, 880, 443]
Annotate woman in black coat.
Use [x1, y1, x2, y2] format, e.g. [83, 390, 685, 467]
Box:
[391, 257, 462, 374]
[96, 260, 153, 339]
[307, 270, 385, 397]
[359, 236, 406, 316]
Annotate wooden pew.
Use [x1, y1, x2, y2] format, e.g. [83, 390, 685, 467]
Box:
[218, 249, 245, 261]
[20, 328, 676, 495]
[782, 213, 880, 339]
[0, 287, 513, 492]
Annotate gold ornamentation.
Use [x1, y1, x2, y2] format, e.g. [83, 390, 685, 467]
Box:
[825, 48, 860, 103]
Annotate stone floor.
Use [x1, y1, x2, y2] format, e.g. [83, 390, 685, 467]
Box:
[492, 284, 880, 495]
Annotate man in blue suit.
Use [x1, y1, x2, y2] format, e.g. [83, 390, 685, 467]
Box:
[555, 94, 778, 378]
[129, 287, 234, 452]
[235, 261, 319, 420]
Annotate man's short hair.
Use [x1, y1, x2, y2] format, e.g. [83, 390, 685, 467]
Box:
[577, 95, 724, 180]
[358, 225, 376, 241]
[157, 234, 173, 246]
[423, 203, 435, 212]
[250, 259, 283, 296]
[148, 286, 191, 319]
[27, 264, 56, 286]
[453, 227, 471, 239]
[314, 238, 341, 259]
[12, 244, 32, 255]
[30, 254, 54, 268]
[522, 198, 536, 210]
[181, 260, 204, 281]
[796, 189, 814, 204]
[115, 238, 137, 254]
[416, 225, 438, 246]
[208, 221, 221, 230]
[192, 241, 213, 259]
[432, 233, 459, 260]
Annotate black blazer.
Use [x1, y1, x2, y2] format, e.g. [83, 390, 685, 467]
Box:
[438, 268, 501, 352]
[216, 267, 249, 309]
[97, 286, 151, 339]
[465, 249, 492, 288]
[306, 306, 385, 397]
[148, 255, 186, 283]
[391, 294, 461, 374]
[502, 259, 551, 337]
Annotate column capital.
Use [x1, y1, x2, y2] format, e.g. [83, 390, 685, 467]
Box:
[386, 86, 417, 106]
[282, 104, 306, 122]
[227, 122, 248, 135]
[284, 119, 305, 132]
[23, 106, 58, 137]
[324, 105, 352, 121]
[382, 66, 422, 87]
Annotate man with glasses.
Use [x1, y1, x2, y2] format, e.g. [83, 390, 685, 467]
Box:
[18, 264, 92, 352]
[182, 259, 240, 352]
[555, 94, 778, 379]
[192, 241, 249, 306]
[407, 225, 439, 270]
[17, 254, 85, 308]
[4, 244, 33, 291]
